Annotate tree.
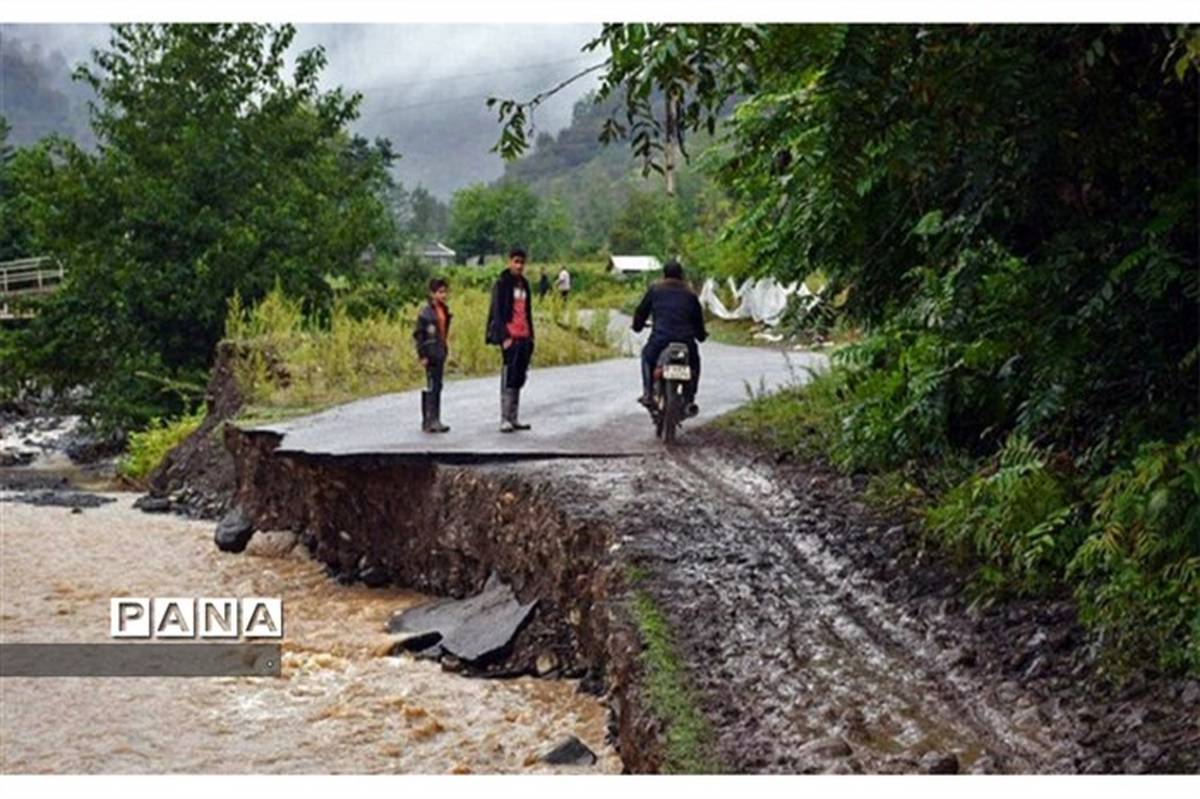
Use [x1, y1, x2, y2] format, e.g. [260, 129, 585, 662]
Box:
[9, 23, 396, 427]
[408, 186, 449, 242]
[608, 188, 680, 256]
[447, 180, 548, 262]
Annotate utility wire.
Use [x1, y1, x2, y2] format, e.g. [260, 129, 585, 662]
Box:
[355, 54, 595, 92]
[361, 70, 600, 118]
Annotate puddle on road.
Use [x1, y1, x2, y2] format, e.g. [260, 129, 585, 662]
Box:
[0, 494, 618, 774]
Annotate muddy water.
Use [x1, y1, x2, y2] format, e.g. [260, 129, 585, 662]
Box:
[0, 494, 618, 773]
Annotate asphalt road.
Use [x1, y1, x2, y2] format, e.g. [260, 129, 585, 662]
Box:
[249, 342, 828, 460]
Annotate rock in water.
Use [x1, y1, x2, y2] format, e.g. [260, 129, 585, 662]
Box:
[214, 507, 255, 553]
[358, 563, 391, 587]
[1, 490, 115, 509]
[133, 495, 172, 513]
[542, 736, 597, 766]
[535, 651, 559, 676]
[0, 450, 35, 467]
[245, 530, 297, 558]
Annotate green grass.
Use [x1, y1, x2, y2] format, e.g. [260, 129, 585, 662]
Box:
[717, 368, 843, 463]
[626, 567, 719, 774]
[117, 408, 207, 481]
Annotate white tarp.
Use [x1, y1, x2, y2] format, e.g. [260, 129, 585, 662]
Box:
[700, 277, 816, 327]
[608, 255, 663, 274]
[699, 279, 740, 320]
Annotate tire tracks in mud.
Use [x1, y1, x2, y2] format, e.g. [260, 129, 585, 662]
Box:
[620, 445, 1082, 773]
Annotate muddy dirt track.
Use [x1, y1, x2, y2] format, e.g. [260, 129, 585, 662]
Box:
[487, 433, 1200, 774]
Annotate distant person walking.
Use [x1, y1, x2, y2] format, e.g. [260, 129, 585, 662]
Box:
[556, 266, 571, 301]
[486, 247, 535, 432]
[413, 277, 452, 433]
[537, 270, 551, 299]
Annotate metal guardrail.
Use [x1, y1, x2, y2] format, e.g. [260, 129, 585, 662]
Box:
[0, 257, 64, 296]
[0, 257, 64, 319]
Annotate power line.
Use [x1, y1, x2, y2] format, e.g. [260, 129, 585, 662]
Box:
[356, 54, 596, 93]
[360, 70, 600, 119]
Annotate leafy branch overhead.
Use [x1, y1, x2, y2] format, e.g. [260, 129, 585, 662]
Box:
[488, 24, 766, 176]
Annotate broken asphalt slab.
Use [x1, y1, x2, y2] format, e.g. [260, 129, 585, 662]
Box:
[386, 573, 537, 664]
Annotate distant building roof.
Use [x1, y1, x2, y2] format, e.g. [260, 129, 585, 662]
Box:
[418, 242, 456, 258]
[607, 255, 663, 273]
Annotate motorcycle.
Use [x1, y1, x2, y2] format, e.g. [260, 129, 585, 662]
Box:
[647, 341, 694, 444]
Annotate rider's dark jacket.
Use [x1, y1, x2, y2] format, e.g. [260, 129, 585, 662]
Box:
[631, 278, 709, 343]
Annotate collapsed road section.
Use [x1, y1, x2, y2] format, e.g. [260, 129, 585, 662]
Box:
[218, 420, 1200, 775]
[223, 423, 662, 767]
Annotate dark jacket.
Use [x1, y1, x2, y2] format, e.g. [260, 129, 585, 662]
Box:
[413, 300, 451, 362]
[632, 278, 708, 343]
[485, 268, 535, 345]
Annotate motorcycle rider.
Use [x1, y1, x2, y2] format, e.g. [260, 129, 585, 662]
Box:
[631, 258, 707, 417]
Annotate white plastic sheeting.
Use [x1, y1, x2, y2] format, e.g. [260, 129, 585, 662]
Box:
[700, 277, 819, 327]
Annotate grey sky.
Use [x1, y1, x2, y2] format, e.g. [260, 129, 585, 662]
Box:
[1, 22, 606, 195]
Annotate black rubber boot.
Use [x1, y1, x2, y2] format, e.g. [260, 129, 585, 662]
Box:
[430, 393, 450, 433]
[500, 389, 516, 433]
[511, 389, 531, 431]
[421, 391, 434, 433]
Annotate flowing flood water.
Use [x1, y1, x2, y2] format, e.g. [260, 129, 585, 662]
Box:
[0, 493, 619, 773]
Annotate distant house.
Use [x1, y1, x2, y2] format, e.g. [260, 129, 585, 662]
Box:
[607, 255, 663, 275]
[417, 242, 457, 267]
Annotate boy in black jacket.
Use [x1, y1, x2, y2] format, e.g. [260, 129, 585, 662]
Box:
[485, 247, 535, 432]
[413, 277, 452, 433]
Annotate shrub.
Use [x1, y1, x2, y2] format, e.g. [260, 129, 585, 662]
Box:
[117, 408, 207, 481]
[1069, 431, 1200, 674]
[925, 435, 1083, 597]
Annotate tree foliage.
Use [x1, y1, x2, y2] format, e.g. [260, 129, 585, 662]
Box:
[447, 180, 571, 263]
[510, 23, 1200, 672]
[4, 24, 397, 427]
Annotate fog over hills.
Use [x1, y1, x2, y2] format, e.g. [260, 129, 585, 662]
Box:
[0, 23, 604, 198]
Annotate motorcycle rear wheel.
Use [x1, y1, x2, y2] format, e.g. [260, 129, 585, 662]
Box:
[663, 381, 682, 444]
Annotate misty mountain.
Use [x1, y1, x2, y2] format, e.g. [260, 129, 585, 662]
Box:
[350, 56, 601, 198]
[0, 23, 602, 199]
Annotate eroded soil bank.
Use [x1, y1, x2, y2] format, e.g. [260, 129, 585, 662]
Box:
[224, 424, 1200, 774]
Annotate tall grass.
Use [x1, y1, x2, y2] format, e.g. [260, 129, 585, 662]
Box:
[225, 284, 614, 414]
